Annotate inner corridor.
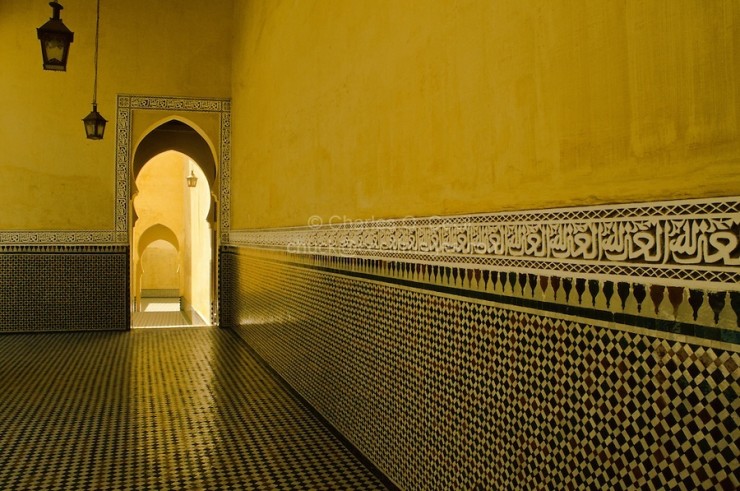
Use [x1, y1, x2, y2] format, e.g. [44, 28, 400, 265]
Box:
[0, 327, 391, 490]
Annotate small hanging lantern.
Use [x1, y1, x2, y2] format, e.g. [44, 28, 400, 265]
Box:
[186, 170, 198, 188]
[37, 1, 74, 71]
[83, 103, 107, 140]
[83, 0, 106, 139]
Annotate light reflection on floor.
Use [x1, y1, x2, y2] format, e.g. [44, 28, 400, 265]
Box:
[0, 327, 389, 490]
[141, 297, 180, 312]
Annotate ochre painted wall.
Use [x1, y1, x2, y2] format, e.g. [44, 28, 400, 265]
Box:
[230, 0, 740, 229]
[140, 241, 179, 291]
[184, 164, 213, 321]
[133, 151, 188, 297]
[0, 0, 232, 231]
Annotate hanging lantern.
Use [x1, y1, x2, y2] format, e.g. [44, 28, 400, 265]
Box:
[37, 1, 74, 71]
[187, 170, 198, 188]
[83, 0, 106, 140]
[83, 103, 107, 140]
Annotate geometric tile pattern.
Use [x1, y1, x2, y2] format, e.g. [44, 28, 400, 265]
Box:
[221, 249, 740, 491]
[221, 247, 740, 346]
[0, 231, 118, 244]
[131, 311, 205, 328]
[0, 327, 389, 490]
[0, 249, 128, 332]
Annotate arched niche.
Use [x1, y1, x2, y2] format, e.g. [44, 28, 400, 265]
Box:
[137, 223, 180, 258]
[134, 223, 182, 306]
[139, 240, 180, 295]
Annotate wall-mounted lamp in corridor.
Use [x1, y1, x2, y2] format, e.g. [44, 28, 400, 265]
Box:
[37, 1, 74, 71]
[186, 170, 198, 188]
[83, 0, 106, 140]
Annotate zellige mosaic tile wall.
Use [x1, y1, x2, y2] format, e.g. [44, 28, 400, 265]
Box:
[0, 247, 129, 332]
[221, 197, 740, 490]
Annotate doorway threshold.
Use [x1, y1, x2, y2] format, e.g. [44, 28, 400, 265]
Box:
[132, 310, 209, 328]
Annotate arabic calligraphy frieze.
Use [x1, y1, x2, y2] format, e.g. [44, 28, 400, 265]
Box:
[228, 198, 740, 271]
[128, 96, 224, 112]
[324, 218, 739, 266]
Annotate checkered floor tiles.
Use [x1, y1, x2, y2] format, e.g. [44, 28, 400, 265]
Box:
[131, 311, 208, 328]
[131, 311, 193, 328]
[0, 327, 389, 490]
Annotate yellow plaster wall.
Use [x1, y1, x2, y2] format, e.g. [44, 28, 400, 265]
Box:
[183, 164, 212, 321]
[140, 241, 179, 291]
[0, 0, 232, 230]
[230, 0, 740, 229]
[133, 151, 187, 297]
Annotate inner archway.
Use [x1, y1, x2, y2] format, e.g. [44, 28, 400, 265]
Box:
[136, 223, 180, 312]
[140, 239, 180, 311]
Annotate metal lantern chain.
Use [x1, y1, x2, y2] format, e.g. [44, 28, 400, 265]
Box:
[93, 0, 99, 105]
[82, 0, 107, 140]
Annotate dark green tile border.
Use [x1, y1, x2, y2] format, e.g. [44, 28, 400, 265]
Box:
[223, 250, 738, 347]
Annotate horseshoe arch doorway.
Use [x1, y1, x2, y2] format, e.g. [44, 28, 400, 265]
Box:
[129, 114, 220, 326]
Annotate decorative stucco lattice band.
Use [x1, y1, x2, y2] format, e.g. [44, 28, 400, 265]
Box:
[0, 232, 119, 245]
[228, 197, 739, 290]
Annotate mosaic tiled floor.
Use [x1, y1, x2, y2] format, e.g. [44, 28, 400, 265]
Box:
[0, 327, 390, 490]
[132, 311, 208, 328]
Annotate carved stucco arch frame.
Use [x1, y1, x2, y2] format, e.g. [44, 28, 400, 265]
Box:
[115, 94, 231, 245]
[116, 95, 230, 322]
